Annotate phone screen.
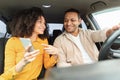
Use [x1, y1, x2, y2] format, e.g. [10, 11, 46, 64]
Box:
[20, 38, 34, 52]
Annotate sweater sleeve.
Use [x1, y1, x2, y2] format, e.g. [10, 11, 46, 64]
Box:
[3, 38, 19, 79]
[43, 39, 57, 69]
[0, 66, 19, 80]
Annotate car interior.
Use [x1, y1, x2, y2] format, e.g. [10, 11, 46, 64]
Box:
[0, 0, 120, 79]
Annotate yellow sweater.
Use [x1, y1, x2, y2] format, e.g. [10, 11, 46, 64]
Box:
[1, 37, 56, 80]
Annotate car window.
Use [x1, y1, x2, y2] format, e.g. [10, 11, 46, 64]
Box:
[48, 23, 63, 35]
[92, 7, 120, 30]
[0, 20, 7, 38]
[81, 20, 88, 30]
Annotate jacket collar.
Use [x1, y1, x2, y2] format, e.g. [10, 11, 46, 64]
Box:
[62, 28, 83, 35]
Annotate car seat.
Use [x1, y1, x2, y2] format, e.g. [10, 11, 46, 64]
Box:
[0, 24, 11, 75]
[48, 29, 62, 45]
[0, 14, 11, 74]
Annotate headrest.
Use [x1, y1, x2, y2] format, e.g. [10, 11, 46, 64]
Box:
[0, 14, 11, 34]
[53, 29, 62, 37]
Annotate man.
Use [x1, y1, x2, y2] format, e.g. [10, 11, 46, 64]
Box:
[53, 8, 120, 67]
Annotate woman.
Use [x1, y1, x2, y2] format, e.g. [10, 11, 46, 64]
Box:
[1, 7, 58, 80]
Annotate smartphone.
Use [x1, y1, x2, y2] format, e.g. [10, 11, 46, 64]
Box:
[20, 38, 34, 52]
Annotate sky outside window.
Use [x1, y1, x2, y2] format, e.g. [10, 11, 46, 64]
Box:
[92, 7, 120, 30]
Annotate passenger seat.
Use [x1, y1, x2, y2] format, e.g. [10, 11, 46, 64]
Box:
[0, 24, 11, 75]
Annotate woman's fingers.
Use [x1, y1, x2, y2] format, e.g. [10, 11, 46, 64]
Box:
[42, 44, 58, 55]
[24, 50, 40, 64]
[25, 44, 32, 52]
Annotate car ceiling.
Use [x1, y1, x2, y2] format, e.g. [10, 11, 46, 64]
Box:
[0, 0, 119, 23]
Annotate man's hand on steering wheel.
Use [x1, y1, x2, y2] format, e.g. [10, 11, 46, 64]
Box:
[106, 23, 120, 37]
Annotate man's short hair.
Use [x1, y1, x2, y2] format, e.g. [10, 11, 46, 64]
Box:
[64, 8, 81, 18]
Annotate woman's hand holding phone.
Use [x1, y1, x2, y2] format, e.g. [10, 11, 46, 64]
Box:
[16, 45, 40, 72]
[23, 45, 40, 64]
[19, 38, 40, 64]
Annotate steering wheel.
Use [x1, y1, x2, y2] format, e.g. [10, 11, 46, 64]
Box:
[98, 29, 120, 61]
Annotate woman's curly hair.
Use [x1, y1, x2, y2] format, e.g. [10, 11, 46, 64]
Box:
[10, 7, 49, 39]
